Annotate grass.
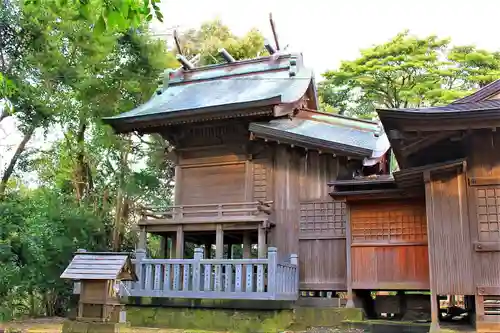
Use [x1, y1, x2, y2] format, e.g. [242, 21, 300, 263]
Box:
[0, 319, 226, 333]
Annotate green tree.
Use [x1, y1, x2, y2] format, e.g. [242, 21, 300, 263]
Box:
[0, 189, 109, 319]
[178, 19, 268, 66]
[319, 30, 500, 118]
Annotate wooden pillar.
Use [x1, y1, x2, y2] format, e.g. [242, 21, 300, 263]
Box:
[424, 173, 440, 333]
[345, 204, 354, 308]
[215, 224, 224, 259]
[228, 243, 233, 259]
[138, 227, 147, 251]
[243, 231, 251, 259]
[258, 226, 267, 259]
[175, 225, 184, 259]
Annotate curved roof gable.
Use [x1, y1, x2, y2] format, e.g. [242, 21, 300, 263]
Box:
[103, 53, 316, 133]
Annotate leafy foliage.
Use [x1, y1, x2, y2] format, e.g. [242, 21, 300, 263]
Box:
[0, 190, 109, 320]
[319, 30, 500, 118]
[178, 19, 268, 65]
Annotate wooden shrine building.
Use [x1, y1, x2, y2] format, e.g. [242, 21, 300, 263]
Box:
[102, 36, 500, 331]
[103, 48, 390, 301]
[329, 80, 500, 332]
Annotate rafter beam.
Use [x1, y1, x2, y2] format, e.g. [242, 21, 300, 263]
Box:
[400, 131, 458, 157]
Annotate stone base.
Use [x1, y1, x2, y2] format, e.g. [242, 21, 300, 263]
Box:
[62, 321, 131, 333]
[126, 306, 363, 332]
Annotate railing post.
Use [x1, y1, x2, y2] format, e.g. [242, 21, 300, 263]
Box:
[267, 247, 277, 299]
[193, 248, 203, 292]
[73, 249, 87, 295]
[290, 253, 299, 295]
[135, 249, 146, 290]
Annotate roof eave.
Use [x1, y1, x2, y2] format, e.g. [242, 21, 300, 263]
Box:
[377, 108, 500, 121]
[103, 96, 283, 133]
[249, 123, 373, 157]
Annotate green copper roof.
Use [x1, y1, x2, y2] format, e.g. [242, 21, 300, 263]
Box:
[103, 54, 315, 132]
[249, 113, 389, 159]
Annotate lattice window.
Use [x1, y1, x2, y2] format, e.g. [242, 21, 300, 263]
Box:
[299, 201, 346, 236]
[253, 161, 267, 201]
[476, 187, 500, 242]
[351, 204, 427, 242]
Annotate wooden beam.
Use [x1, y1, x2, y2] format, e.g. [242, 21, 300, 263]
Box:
[299, 282, 347, 291]
[474, 242, 500, 252]
[400, 131, 457, 157]
[477, 286, 500, 296]
[215, 224, 224, 259]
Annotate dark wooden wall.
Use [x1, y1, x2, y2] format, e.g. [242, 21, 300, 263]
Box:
[297, 151, 346, 291]
[467, 131, 500, 293]
[171, 123, 351, 290]
[349, 199, 430, 290]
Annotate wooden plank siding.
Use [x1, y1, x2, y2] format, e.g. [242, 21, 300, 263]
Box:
[270, 145, 300, 261]
[297, 151, 346, 290]
[349, 200, 430, 290]
[467, 131, 500, 292]
[178, 146, 249, 205]
[425, 170, 475, 295]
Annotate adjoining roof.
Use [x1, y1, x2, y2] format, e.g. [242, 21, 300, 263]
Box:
[60, 252, 137, 281]
[249, 110, 390, 159]
[376, 79, 500, 168]
[378, 99, 500, 120]
[327, 175, 408, 201]
[377, 79, 500, 122]
[103, 53, 315, 133]
[452, 80, 500, 104]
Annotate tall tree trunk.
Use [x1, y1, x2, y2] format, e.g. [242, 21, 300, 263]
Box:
[0, 126, 35, 196]
[74, 121, 87, 201]
[112, 136, 131, 251]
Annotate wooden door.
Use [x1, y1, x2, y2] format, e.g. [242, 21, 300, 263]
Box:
[298, 200, 347, 291]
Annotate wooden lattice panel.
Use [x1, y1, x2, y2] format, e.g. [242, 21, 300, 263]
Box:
[351, 202, 427, 242]
[253, 160, 267, 201]
[299, 201, 346, 236]
[476, 187, 500, 242]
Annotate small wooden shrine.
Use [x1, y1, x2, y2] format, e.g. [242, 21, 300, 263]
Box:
[60, 252, 137, 323]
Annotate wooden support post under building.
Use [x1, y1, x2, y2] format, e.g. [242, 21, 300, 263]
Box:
[216, 224, 224, 259]
[243, 231, 251, 259]
[258, 226, 267, 259]
[424, 172, 441, 333]
[175, 225, 184, 259]
[345, 204, 354, 308]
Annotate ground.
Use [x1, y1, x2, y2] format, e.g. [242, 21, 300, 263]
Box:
[0, 318, 365, 333]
